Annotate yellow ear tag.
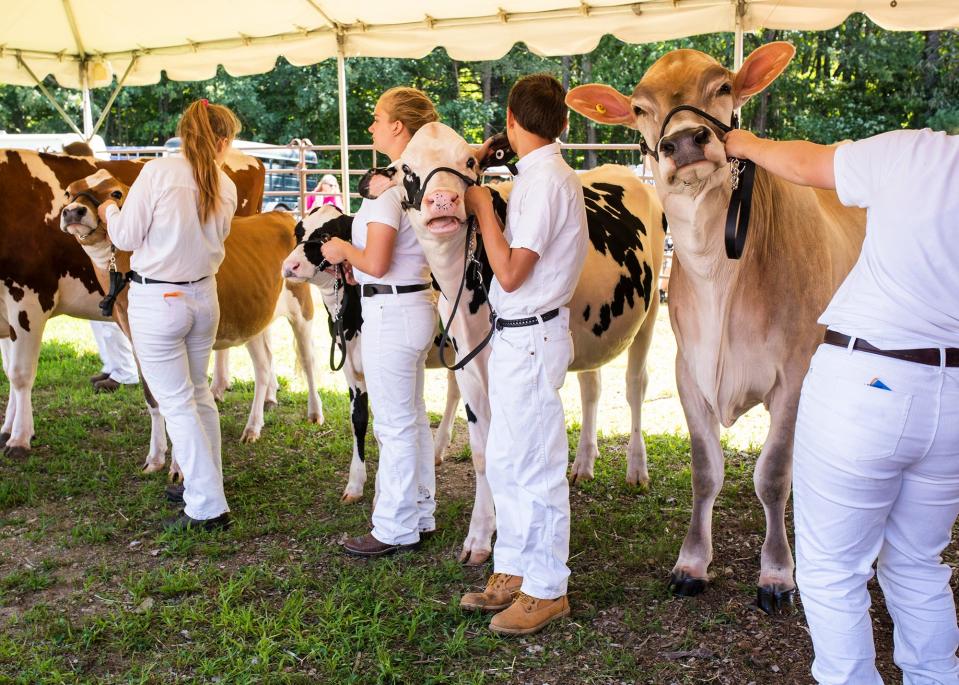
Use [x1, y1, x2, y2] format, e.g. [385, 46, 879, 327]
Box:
[595, 103, 607, 114]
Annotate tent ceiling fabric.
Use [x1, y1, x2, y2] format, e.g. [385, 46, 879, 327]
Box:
[1, 0, 957, 89]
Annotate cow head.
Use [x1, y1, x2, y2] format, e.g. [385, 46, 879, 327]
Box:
[566, 42, 795, 197]
[359, 122, 482, 239]
[60, 169, 128, 245]
[282, 204, 353, 284]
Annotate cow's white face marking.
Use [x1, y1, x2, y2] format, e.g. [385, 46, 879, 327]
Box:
[222, 148, 258, 172]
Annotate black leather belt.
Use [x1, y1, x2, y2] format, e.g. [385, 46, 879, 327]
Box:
[495, 308, 559, 330]
[823, 329, 959, 367]
[361, 283, 430, 297]
[128, 271, 209, 286]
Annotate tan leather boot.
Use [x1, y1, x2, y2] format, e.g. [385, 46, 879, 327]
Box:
[460, 573, 523, 612]
[489, 592, 570, 636]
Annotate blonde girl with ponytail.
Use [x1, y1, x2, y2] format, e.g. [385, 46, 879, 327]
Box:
[320, 87, 441, 557]
[99, 99, 241, 531]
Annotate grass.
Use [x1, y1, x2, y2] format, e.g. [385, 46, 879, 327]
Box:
[0, 309, 946, 683]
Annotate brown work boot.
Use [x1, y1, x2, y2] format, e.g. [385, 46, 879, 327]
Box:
[460, 573, 523, 612]
[342, 532, 418, 557]
[489, 592, 570, 636]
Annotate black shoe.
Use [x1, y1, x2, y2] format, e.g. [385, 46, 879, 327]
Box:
[165, 484, 185, 504]
[162, 510, 231, 532]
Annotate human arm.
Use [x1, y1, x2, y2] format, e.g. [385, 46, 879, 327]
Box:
[320, 224, 396, 279]
[101, 166, 156, 250]
[464, 185, 539, 293]
[723, 129, 836, 190]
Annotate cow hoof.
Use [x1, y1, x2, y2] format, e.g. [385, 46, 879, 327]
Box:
[668, 571, 708, 597]
[626, 474, 651, 492]
[0, 432, 9, 448]
[141, 461, 165, 475]
[3, 445, 28, 460]
[568, 468, 594, 486]
[756, 585, 797, 616]
[93, 378, 121, 393]
[240, 429, 261, 443]
[434, 455, 444, 468]
[307, 412, 324, 425]
[340, 493, 363, 504]
[459, 548, 491, 567]
[167, 470, 183, 485]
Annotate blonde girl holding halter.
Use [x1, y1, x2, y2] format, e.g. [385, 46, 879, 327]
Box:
[321, 87, 440, 556]
[98, 99, 241, 531]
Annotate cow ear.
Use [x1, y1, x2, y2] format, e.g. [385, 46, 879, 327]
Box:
[566, 85, 636, 128]
[733, 42, 795, 107]
[358, 164, 400, 199]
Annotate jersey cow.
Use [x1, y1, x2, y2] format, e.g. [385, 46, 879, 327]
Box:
[282, 204, 464, 504]
[58, 169, 320, 476]
[567, 42, 865, 614]
[359, 122, 666, 565]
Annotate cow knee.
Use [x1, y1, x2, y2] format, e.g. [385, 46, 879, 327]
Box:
[754, 472, 790, 508]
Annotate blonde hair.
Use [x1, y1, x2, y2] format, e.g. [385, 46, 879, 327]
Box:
[378, 87, 439, 136]
[177, 99, 242, 222]
[319, 174, 340, 192]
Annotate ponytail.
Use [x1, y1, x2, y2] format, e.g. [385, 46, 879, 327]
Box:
[177, 99, 241, 222]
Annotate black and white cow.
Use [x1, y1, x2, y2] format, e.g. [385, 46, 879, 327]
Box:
[281, 205, 462, 504]
[312, 123, 666, 565]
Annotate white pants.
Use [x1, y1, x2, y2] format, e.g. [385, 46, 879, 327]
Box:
[90, 320, 139, 384]
[794, 341, 959, 685]
[128, 278, 228, 520]
[487, 307, 573, 599]
[362, 290, 436, 546]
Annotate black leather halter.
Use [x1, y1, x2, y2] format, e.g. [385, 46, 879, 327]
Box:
[640, 104, 756, 260]
[400, 164, 480, 211]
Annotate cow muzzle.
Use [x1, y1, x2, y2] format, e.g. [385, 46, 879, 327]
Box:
[660, 126, 711, 169]
[60, 203, 99, 241]
[423, 189, 466, 235]
[282, 254, 315, 282]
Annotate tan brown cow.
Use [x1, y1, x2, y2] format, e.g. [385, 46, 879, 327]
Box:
[0, 148, 267, 460]
[567, 42, 865, 613]
[58, 169, 320, 476]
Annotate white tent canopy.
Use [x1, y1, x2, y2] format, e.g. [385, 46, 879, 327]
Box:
[2, 0, 957, 89]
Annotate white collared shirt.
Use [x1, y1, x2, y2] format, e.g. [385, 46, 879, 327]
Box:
[106, 157, 236, 282]
[351, 185, 431, 286]
[820, 129, 959, 348]
[489, 142, 588, 319]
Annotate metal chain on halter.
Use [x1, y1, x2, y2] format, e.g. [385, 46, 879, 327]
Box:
[108, 245, 118, 274]
[730, 158, 744, 192]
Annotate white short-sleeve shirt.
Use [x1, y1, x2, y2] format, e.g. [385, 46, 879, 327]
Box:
[350, 186, 431, 286]
[489, 143, 588, 319]
[819, 129, 959, 348]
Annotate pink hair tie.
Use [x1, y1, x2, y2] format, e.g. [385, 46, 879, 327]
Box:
[200, 98, 209, 108]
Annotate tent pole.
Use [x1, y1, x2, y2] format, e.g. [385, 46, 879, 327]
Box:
[734, 0, 745, 71]
[15, 53, 84, 137]
[336, 34, 350, 211]
[80, 63, 94, 139]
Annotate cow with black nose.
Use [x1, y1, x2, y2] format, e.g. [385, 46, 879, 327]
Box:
[360, 121, 666, 565]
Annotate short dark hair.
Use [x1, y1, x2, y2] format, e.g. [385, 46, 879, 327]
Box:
[507, 73, 567, 141]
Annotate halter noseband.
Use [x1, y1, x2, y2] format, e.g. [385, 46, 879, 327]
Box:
[400, 163, 481, 211]
[640, 104, 739, 162]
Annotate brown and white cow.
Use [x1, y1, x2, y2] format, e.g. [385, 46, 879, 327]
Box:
[358, 122, 666, 564]
[567, 42, 865, 613]
[0, 148, 315, 466]
[57, 169, 321, 476]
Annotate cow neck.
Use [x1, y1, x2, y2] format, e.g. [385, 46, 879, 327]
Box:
[663, 182, 738, 283]
[78, 237, 116, 272]
[415, 226, 470, 299]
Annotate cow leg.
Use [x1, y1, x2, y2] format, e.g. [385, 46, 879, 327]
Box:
[240, 332, 272, 443]
[669, 355, 724, 597]
[432, 370, 460, 467]
[286, 306, 323, 424]
[261, 328, 279, 411]
[138, 375, 171, 476]
[210, 349, 230, 402]
[456, 361, 495, 566]
[569, 369, 600, 484]
[753, 392, 799, 615]
[624, 298, 658, 488]
[1, 304, 46, 459]
[341, 379, 369, 504]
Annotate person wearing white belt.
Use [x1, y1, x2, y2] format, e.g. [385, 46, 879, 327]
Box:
[461, 74, 588, 636]
[89, 320, 139, 391]
[725, 127, 959, 684]
[320, 87, 439, 556]
[98, 99, 241, 532]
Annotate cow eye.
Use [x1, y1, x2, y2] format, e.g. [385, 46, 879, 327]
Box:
[717, 83, 732, 96]
[111, 190, 123, 199]
[632, 105, 644, 116]
[466, 157, 476, 169]
[64, 191, 70, 199]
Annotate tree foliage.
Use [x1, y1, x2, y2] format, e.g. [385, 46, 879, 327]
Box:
[1, 15, 956, 165]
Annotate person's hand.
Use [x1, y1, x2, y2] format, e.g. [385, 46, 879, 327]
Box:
[723, 129, 760, 161]
[472, 135, 495, 166]
[321, 237, 349, 265]
[465, 185, 493, 217]
[97, 199, 117, 224]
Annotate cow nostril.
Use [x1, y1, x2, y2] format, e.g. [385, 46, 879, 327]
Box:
[76, 206, 87, 216]
[660, 140, 676, 157]
[694, 127, 711, 146]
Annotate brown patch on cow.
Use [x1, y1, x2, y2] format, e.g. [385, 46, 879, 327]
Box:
[17, 310, 29, 332]
[285, 281, 314, 321]
[8, 325, 15, 341]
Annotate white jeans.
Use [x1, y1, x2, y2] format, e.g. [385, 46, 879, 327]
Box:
[90, 320, 139, 384]
[128, 278, 228, 520]
[487, 307, 573, 599]
[794, 341, 959, 685]
[362, 290, 436, 546]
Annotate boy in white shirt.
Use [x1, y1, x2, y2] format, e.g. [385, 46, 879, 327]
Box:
[461, 73, 588, 635]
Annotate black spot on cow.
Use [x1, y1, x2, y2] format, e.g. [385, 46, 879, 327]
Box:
[301, 214, 354, 270]
[458, 188, 506, 315]
[662, 213, 669, 234]
[583, 304, 590, 321]
[8, 326, 15, 341]
[434, 332, 458, 353]
[464, 403, 477, 424]
[358, 166, 398, 200]
[348, 386, 370, 462]
[18, 310, 29, 332]
[327, 282, 362, 343]
[582, 182, 651, 336]
[4, 279, 25, 302]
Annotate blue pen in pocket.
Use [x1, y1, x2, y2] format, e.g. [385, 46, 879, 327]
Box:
[869, 377, 892, 391]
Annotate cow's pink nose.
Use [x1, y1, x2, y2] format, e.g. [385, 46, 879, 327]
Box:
[426, 190, 459, 212]
[283, 261, 299, 278]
